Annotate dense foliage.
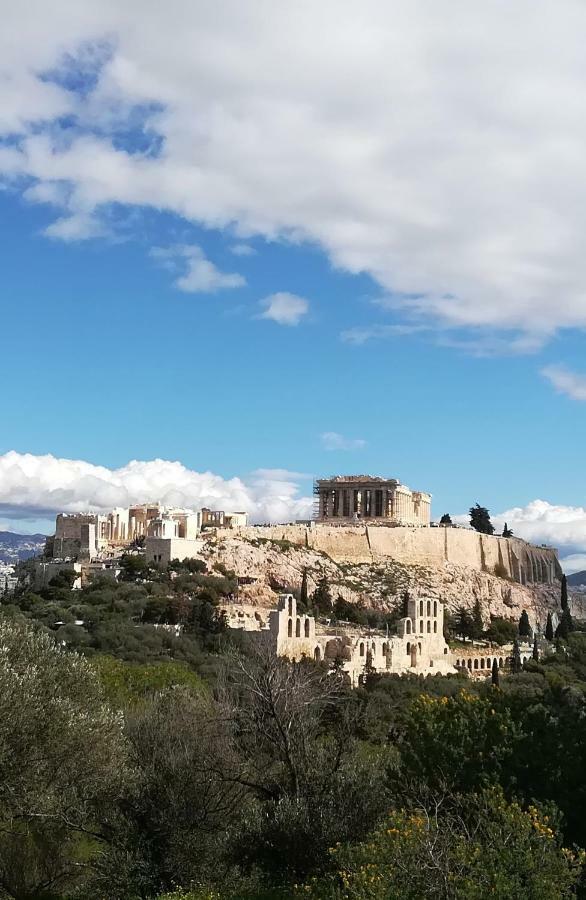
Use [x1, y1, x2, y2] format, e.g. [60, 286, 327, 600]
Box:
[1, 560, 586, 898]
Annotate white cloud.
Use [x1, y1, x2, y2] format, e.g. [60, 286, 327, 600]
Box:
[320, 432, 367, 451]
[454, 499, 586, 571]
[151, 245, 245, 293]
[340, 324, 426, 345]
[0, 451, 313, 526]
[7, 3, 586, 343]
[541, 365, 586, 401]
[259, 292, 309, 326]
[230, 243, 256, 257]
[559, 554, 586, 576]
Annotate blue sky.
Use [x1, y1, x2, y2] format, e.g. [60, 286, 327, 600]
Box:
[2, 1, 586, 567]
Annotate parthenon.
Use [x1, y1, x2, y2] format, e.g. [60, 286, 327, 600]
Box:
[315, 475, 431, 526]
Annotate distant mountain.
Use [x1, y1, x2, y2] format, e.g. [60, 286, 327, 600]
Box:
[0, 532, 46, 564]
[567, 571, 586, 588]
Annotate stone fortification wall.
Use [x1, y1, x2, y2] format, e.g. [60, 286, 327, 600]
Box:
[232, 525, 560, 585]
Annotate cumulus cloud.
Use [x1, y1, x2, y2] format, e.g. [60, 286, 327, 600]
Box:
[151, 245, 245, 293]
[320, 432, 367, 451]
[6, 2, 586, 343]
[541, 365, 586, 401]
[454, 499, 586, 572]
[0, 451, 313, 526]
[230, 243, 256, 257]
[259, 292, 309, 326]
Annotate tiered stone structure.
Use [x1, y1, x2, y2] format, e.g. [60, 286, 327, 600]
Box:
[244, 593, 454, 686]
[315, 475, 431, 526]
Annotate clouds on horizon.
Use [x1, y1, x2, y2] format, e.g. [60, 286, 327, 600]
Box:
[2, 452, 586, 571]
[4, 2, 586, 345]
[0, 451, 313, 527]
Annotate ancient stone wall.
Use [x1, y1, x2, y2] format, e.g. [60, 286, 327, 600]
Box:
[231, 524, 560, 585]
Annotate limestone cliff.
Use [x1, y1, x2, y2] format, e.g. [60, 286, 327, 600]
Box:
[204, 532, 582, 629]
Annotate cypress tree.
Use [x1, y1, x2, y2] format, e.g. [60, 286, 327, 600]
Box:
[545, 612, 554, 641]
[561, 574, 568, 611]
[532, 635, 539, 662]
[299, 569, 308, 610]
[311, 575, 333, 616]
[511, 639, 522, 674]
[455, 606, 473, 641]
[491, 657, 500, 686]
[518, 610, 531, 638]
[502, 522, 514, 538]
[556, 607, 574, 640]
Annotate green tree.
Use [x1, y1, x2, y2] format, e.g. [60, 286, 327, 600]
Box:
[439, 513, 452, 525]
[518, 609, 531, 639]
[311, 575, 333, 616]
[502, 522, 514, 537]
[556, 607, 574, 640]
[561, 574, 569, 611]
[469, 503, 495, 535]
[471, 598, 484, 641]
[545, 612, 554, 641]
[455, 606, 473, 641]
[299, 568, 309, 610]
[511, 639, 522, 673]
[0, 620, 128, 899]
[491, 657, 500, 686]
[532, 635, 539, 662]
[303, 787, 583, 899]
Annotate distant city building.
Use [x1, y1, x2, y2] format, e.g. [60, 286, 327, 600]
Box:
[314, 475, 431, 526]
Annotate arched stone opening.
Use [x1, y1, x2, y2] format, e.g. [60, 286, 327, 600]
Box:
[406, 619, 412, 634]
[287, 618, 292, 638]
[304, 619, 310, 638]
[295, 619, 301, 637]
[314, 646, 321, 661]
[433, 621, 437, 633]
[427, 621, 431, 633]
[288, 597, 293, 615]
[406, 642, 411, 655]
[427, 600, 431, 616]
[474, 659, 479, 670]
[359, 642, 365, 657]
[433, 601, 437, 617]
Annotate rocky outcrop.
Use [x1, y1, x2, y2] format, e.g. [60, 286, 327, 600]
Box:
[203, 533, 575, 630]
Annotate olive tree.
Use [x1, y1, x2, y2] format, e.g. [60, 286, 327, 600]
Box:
[0, 620, 128, 899]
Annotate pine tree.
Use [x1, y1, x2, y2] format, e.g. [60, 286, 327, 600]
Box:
[518, 610, 531, 639]
[455, 606, 473, 641]
[491, 657, 500, 686]
[511, 639, 522, 674]
[469, 503, 495, 535]
[471, 598, 484, 641]
[502, 522, 514, 538]
[311, 575, 333, 616]
[556, 607, 574, 640]
[561, 574, 568, 611]
[299, 569, 308, 610]
[439, 513, 453, 525]
[545, 612, 554, 641]
[532, 635, 539, 662]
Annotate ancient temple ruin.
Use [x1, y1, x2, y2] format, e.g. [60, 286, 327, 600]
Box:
[315, 475, 431, 526]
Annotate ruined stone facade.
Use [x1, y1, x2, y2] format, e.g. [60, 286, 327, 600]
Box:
[51, 503, 247, 560]
[315, 475, 431, 526]
[241, 593, 455, 686]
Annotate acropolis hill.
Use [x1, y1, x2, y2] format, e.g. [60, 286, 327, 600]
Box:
[42, 474, 568, 630]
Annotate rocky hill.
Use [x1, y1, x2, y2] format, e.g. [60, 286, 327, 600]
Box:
[206, 532, 580, 629]
[0, 531, 46, 564]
